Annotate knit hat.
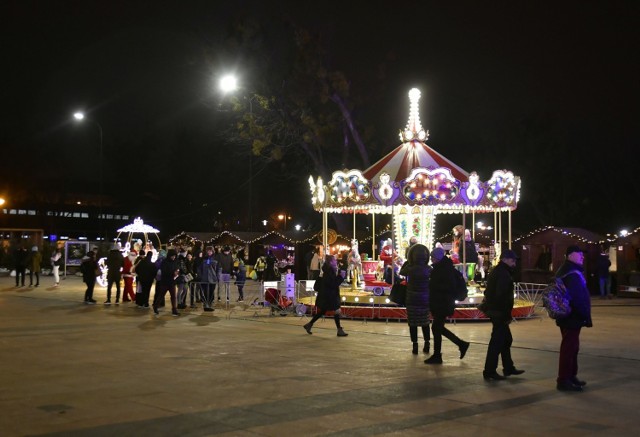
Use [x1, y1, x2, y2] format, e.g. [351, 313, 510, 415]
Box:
[431, 247, 446, 261]
[566, 245, 585, 256]
[501, 249, 517, 260]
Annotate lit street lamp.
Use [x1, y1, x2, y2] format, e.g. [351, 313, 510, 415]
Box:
[219, 74, 255, 231]
[73, 111, 104, 241]
[277, 213, 291, 231]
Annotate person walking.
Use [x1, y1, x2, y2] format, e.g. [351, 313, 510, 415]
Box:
[13, 244, 29, 287]
[425, 247, 470, 364]
[482, 249, 525, 381]
[555, 245, 593, 391]
[303, 255, 348, 337]
[253, 255, 266, 281]
[216, 246, 234, 301]
[104, 244, 124, 305]
[28, 246, 42, 287]
[50, 248, 63, 287]
[153, 249, 180, 316]
[399, 244, 432, 355]
[135, 251, 156, 309]
[80, 251, 98, 304]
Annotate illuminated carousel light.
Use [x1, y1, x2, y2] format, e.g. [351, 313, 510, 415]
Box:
[342, 296, 346, 301]
[369, 298, 374, 303]
[385, 298, 390, 304]
[354, 297, 359, 302]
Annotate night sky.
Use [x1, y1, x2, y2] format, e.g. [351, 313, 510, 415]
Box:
[2, 0, 638, 237]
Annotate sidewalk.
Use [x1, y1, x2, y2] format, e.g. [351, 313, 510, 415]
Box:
[1, 275, 639, 436]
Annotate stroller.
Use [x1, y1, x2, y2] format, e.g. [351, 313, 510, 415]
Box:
[264, 287, 293, 316]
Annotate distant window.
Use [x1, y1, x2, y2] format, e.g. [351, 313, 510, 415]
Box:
[73, 212, 81, 218]
[28, 210, 36, 215]
[18, 210, 27, 215]
[114, 215, 121, 220]
[46, 211, 55, 216]
[9, 209, 17, 214]
[62, 212, 72, 217]
[81, 213, 89, 218]
[122, 215, 129, 220]
[106, 214, 113, 219]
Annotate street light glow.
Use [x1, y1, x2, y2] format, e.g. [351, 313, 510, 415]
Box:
[73, 112, 85, 120]
[219, 75, 237, 93]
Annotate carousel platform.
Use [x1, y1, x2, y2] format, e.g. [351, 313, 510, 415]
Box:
[297, 284, 536, 321]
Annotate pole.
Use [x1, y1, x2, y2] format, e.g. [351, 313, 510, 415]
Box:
[98, 122, 103, 242]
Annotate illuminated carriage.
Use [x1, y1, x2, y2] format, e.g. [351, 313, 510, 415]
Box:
[304, 88, 532, 320]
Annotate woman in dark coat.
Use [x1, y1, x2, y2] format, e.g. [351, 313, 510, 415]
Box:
[303, 255, 348, 337]
[399, 244, 431, 354]
[425, 247, 470, 364]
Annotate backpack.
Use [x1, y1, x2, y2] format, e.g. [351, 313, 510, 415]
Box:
[542, 272, 576, 319]
[452, 269, 468, 301]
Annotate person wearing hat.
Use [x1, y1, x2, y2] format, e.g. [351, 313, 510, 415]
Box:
[481, 249, 525, 381]
[104, 244, 124, 305]
[555, 245, 592, 392]
[399, 244, 432, 355]
[121, 250, 138, 303]
[153, 249, 180, 316]
[425, 247, 470, 364]
[28, 245, 42, 287]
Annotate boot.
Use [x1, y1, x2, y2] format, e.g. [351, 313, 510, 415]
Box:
[424, 354, 443, 365]
[303, 323, 313, 335]
[459, 341, 470, 359]
[412, 342, 419, 355]
[423, 342, 430, 354]
[337, 328, 348, 337]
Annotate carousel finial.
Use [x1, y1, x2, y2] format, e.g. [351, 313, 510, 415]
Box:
[400, 88, 429, 143]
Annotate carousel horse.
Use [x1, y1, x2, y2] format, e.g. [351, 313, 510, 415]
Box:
[348, 239, 364, 289]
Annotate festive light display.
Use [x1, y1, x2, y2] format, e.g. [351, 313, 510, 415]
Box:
[328, 170, 370, 204]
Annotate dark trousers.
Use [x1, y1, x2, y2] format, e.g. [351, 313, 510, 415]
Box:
[432, 315, 463, 354]
[29, 270, 40, 286]
[106, 277, 121, 301]
[309, 308, 341, 329]
[15, 266, 26, 286]
[201, 283, 216, 308]
[84, 280, 95, 301]
[137, 281, 152, 306]
[153, 283, 177, 311]
[409, 325, 430, 345]
[558, 327, 581, 382]
[484, 320, 515, 373]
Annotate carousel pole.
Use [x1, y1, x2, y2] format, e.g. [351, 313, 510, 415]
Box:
[462, 207, 467, 280]
[472, 211, 476, 240]
[372, 214, 376, 261]
[508, 209, 512, 249]
[353, 210, 356, 241]
[494, 211, 498, 261]
[499, 211, 503, 254]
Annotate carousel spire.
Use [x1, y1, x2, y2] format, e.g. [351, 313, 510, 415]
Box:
[399, 88, 429, 143]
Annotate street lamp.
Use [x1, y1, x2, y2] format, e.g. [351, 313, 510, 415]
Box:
[219, 74, 255, 231]
[277, 213, 290, 231]
[73, 111, 104, 241]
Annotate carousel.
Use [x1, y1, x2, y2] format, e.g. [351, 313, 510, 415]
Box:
[96, 217, 161, 287]
[303, 88, 533, 320]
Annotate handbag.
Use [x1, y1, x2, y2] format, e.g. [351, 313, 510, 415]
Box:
[389, 281, 407, 306]
[185, 273, 194, 282]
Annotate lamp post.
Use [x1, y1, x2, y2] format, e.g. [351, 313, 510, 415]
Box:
[73, 112, 104, 241]
[219, 74, 255, 231]
[277, 213, 290, 231]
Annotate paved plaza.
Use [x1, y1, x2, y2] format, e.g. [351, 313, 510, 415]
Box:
[1, 275, 639, 436]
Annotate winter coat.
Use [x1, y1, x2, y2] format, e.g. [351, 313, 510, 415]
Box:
[80, 258, 98, 284]
[596, 254, 611, 279]
[483, 261, 515, 321]
[429, 256, 457, 317]
[198, 255, 218, 283]
[234, 259, 246, 286]
[29, 251, 42, 272]
[159, 257, 179, 286]
[216, 252, 234, 274]
[555, 261, 593, 329]
[399, 247, 431, 327]
[14, 248, 29, 268]
[464, 240, 479, 264]
[315, 263, 344, 311]
[135, 258, 157, 286]
[105, 249, 124, 280]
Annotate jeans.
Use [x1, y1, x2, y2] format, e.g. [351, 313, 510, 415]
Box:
[558, 327, 581, 382]
[599, 276, 611, 296]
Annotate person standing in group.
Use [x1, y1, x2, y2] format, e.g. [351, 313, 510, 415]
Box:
[135, 251, 156, 309]
[597, 246, 612, 299]
[198, 246, 218, 312]
[13, 244, 29, 287]
[234, 249, 247, 302]
[50, 248, 63, 287]
[404, 236, 418, 260]
[481, 249, 525, 381]
[303, 255, 348, 337]
[176, 252, 189, 309]
[309, 247, 322, 280]
[216, 246, 234, 301]
[399, 244, 432, 355]
[80, 251, 98, 304]
[263, 250, 278, 281]
[121, 250, 137, 302]
[104, 244, 124, 305]
[153, 249, 180, 316]
[253, 255, 266, 282]
[425, 247, 470, 364]
[555, 245, 593, 391]
[28, 246, 42, 287]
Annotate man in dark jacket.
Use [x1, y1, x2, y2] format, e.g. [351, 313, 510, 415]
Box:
[482, 249, 525, 381]
[425, 247, 470, 364]
[216, 246, 234, 301]
[104, 245, 124, 305]
[13, 244, 29, 287]
[135, 251, 157, 308]
[152, 249, 180, 316]
[555, 245, 592, 391]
